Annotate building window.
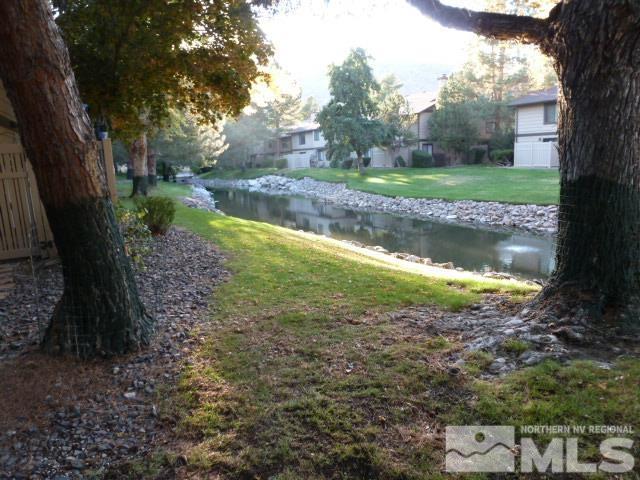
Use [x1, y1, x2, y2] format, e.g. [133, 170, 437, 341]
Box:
[314, 130, 320, 141]
[268, 140, 274, 149]
[298, 133, 306, 145]
[421, 143, 433, 155]
[544, 103, 557, 124]
[281, 139, 289, 148]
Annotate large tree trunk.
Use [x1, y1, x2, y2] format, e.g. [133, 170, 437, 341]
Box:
[130, 132, 148, 196]
[147, 146, 157, 187]
[0, 0, 153, 357]
[408, 0, 640, 327]
[534, 1, 640, 325]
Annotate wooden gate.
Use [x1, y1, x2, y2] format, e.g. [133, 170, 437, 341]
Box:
[0, 143, 55, 260]
[0, 140, 117, 261]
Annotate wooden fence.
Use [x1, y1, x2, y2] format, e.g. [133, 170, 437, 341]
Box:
[0, 139, 116, 261]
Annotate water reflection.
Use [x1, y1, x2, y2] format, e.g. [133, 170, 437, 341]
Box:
[210, 188, 555, 279]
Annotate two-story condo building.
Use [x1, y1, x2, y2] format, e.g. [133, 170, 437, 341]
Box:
[284, 123, 328, 168]
[249, 92, 457, 169]
[509, 86, 559, 168]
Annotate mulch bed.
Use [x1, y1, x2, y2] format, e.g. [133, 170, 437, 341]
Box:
[0, 228, 227, 479]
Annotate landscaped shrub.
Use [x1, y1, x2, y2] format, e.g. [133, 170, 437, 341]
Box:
[341, 159, 353, 169]
[468, 147, 486, 164]
[411, 150, 434, 168]
[394, 155, 406, 167]
[491, 148, 514, 164]
[275, 158, 288, 169]
[115, 203, 152, 267]
[433, 153, 447, 167]
[134, 196, 176, 235]
[330, 158, 340, 168]
[363, 157, 371, 167]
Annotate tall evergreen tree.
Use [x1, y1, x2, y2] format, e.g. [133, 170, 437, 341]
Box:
[263, 92, 303, 160]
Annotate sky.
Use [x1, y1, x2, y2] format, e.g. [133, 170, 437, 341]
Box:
[257, 0, 479, 102]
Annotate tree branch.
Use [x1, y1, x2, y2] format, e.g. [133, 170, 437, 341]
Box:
[407, 0, 551, 44]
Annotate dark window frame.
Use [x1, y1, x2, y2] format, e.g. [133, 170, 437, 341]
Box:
[298, 133, 306, 145]
[543, 102, 557, 125]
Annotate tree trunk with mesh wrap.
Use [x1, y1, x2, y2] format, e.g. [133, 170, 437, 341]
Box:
[536, 1, 640, 324]
[0, 0, 154, 357]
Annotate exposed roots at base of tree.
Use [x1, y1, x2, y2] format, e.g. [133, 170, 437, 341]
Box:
[41, 298, 155, 359]
[522, 282, 640, 345]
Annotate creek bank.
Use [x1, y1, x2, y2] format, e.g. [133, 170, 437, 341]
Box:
[196, 175, 558, 235]
[339, 239, 540, 285]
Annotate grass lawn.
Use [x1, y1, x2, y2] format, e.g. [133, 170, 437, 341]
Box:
[116, 182, 637, 479]
[202, 166, 560, 205]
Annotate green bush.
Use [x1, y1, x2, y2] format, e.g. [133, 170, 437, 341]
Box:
[134, 196, 176, 235]
[469, 147, 486, 165]
[394, 155, 406, 167]
[275, 158, 288, 169]
[491, 148, 514, 163]
[330, 158, 340, 168]
[411, 150, 434, 168]
[115, 203, 152, 267]
[363, 157, 371, 167]
[341, 159, 353, 169]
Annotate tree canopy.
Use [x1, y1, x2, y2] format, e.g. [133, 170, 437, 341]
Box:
[54, 0, 272, 140]
[317, 48, 385, 173]
[429, 73, 483, 156]
[150, 110, 226, 170]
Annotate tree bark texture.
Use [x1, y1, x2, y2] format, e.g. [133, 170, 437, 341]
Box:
[130, 132, 148, 196]
[147, 147, 157, 187]
[0, 0, 153, 357]
[410, 0, 640, 326]
[536, 1, 640, 323]
[355, 152, 365, 175]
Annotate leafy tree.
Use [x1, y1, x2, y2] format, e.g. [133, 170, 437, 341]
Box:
[150, 110, 226, 172]
[409, 0, 640, 327]
[54, 0, 271, 195]
[300, 96, 320, 121]
[429, 73, 483, 158]
[0, 0, 153, 357]
[218, 108, 272, 168]
[375, 75, 415, 161]
[317, 48, 385, 175]
[262, 92, 303, 159]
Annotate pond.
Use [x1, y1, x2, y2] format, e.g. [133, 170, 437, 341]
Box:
[210, 188, 556, 280]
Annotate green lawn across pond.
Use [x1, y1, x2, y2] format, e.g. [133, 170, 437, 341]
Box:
[115, 181, 638, 479]
[202, 166, 560, 205]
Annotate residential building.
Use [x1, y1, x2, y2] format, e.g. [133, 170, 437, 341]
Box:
[509, 86, 559, 168]
[283, 123, 328, 169]
[369, 92, 454, 168]
[249, 92, 457, 169]
[248, 123, 326, 169]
